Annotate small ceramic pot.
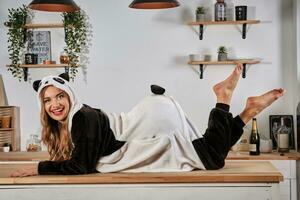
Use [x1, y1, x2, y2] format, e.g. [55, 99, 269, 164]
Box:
[218, 53, 227, 61]
[196, 14, 205, 22]
[189, 54, 202, 61]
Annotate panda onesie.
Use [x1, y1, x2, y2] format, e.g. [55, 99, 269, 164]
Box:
[34, 73, 245, 175]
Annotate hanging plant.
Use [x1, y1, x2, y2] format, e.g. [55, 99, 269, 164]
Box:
[5, 6, 88, 82]
[62, 10, 87, 81]
[5, 5, 30, 81]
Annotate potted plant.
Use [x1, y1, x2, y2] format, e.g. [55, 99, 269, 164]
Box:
[5, 5, 30, 81]
[217, 46, 227, 61]
[62, 10, 88, 81]
[196, 6, 205, 22]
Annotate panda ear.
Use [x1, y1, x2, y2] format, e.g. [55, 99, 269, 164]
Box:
[33, 80, 41, 92]
[58, 73, 69, 82]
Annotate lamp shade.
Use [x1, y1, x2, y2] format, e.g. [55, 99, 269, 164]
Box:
[129, 0, 180, 9]
[29, 0, 80, 12]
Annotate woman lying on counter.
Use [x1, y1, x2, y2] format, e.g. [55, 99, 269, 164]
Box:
[11, 64, 284, 177]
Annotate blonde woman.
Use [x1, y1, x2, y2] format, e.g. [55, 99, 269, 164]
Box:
[11, 64, 284, 176]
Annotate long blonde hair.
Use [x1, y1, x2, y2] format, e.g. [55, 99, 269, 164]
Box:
[40, 86, 73, 161]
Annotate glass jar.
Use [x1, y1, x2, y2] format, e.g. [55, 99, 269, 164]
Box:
[215, 0, 227, 21]
[26, 134, 41, 152]
[60, 51, 70, 64]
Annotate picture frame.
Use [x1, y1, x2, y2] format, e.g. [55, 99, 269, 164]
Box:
[27, 31, 52, 64]
[269, 115, 295, 150]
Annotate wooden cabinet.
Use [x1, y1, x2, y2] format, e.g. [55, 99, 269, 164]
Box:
[270, 160, 297, 200]
[227, 151, 300, 200]
[0, 106, 20, 151]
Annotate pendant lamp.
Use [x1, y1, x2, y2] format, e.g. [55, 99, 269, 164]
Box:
[29, 0, 80, 12]
[129, 0, 180, 9]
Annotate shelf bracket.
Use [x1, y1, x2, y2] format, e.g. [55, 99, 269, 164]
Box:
[242, 63, 247, 78]
[23, 28, 27, 43]
[242, 23, 247, 39]
[199, 64, 204, 79]
[65, 67, 69, 74]
[23, 68, 28, 81]
[199, 25, 204, 40]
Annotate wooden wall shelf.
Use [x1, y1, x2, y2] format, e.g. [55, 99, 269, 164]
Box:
[4, 22, 65, 29]
[24, 23, 64, 29]
[6, 64, 71, 81]
[188, 20, 260, 40]
[6, 64, 69, 68]
[188, 20, 260, 26]
[188, 59, 260, 79]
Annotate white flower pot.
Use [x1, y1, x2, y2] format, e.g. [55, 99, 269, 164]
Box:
[196, 14, 205, 22]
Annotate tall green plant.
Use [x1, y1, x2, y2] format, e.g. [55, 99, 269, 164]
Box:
[63, 10, 87, 81]
[6, 5, 29, 81]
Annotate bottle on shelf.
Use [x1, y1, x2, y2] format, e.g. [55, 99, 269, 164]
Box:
[26, 134, 41, 152]
[249, 118, 260, 155]
[60, 51, 70, 64]
[276, 117, 290, 153]
[215, 0, 227, 21]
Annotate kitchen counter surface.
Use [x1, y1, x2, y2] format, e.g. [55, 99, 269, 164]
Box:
[227, 150, 300, 160]
[1, 150, 300, 161]
[0, 161, 283, 185]
[0, 151, 48, 161]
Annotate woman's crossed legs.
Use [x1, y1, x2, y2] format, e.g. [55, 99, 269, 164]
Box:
[193, 64, 285, 169]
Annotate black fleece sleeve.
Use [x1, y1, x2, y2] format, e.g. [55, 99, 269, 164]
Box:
[38, 107, 107, 175]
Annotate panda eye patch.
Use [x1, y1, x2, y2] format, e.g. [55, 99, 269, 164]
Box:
[53, 77, 65, 84]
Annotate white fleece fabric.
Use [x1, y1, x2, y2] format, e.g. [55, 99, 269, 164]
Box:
[97, 95, 206, 172]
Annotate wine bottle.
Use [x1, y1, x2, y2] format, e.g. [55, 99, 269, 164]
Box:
[276, 117, 290, 153]
[215, 0, 227, 21]
[249, 118, 260, 155]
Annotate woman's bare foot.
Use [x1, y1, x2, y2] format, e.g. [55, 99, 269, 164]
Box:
[239, 88, 285, 124]
[213, 64, 243, 105]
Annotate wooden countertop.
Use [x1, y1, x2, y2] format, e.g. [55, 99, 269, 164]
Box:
[0, 161, 283, 185]
[227, 150, 300, 160]
[1, 151, 300, 162]
[0, 151, 49, 161]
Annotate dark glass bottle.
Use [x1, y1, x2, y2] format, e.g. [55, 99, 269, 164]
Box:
[249, 118, 260, 155]
[215, 0, 227, 21]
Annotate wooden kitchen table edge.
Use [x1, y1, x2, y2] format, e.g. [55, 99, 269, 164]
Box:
[2, 151, 300, 161]
[0, 161, 283, 185]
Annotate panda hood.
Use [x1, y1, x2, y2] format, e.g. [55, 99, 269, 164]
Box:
[33, 73, 83, 131]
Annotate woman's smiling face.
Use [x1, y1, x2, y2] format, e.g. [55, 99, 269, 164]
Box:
[42, 86, 70, 122]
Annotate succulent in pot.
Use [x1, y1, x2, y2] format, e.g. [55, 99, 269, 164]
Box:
[218, 46, 228, 61]
[196, 6, 205, 22]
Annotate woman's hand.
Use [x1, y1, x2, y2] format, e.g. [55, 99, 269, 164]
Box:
[10, 165, 38, 177]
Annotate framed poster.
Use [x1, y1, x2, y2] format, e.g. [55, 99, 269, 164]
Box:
[27, 31, 51, 64]
[269, 115, 295, 150]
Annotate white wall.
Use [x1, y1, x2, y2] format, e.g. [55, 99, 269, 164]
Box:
[0, 0, 296, 150]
